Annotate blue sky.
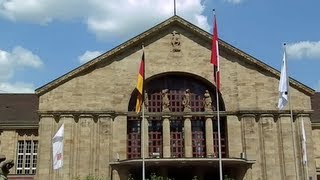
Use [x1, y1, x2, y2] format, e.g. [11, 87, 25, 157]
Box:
[0, 0, 319, 93]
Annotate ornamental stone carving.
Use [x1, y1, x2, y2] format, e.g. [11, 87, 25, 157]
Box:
[203, 90, 214, 112]
[171, 31, 181, 52]
[182, 89, 192, 112]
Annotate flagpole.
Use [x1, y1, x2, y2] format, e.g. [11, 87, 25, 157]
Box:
[212, 9, 223, 180]
[142, 102, 145, 180]
[141, 45, 146, 180]
[215, 71, 223, 180]
[283, 43, 299, 180]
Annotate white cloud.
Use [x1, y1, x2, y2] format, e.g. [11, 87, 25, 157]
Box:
[0, 0, 209, 40]
[0, 82, 35, 93]
[0, 46, 43, 93]
[78, 50, 103, 64]
[224, 0, 245, 4]
[286, 41, 320, 60]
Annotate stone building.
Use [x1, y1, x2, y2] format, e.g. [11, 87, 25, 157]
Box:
[1, 16, 320, 180]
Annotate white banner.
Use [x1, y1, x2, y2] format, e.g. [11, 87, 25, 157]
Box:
[52, 124, 64, 170]
[278, 50, 288, 110]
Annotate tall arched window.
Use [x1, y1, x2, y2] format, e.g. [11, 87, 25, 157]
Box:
[127, 72, 227, 159]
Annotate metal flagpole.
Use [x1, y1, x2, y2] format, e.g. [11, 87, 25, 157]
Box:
[215, 71, 223, 180]
[212, 9, 223, 180]
[142, 102, 145, 180]
[141, 45, 146, 180]
[174, 0, 176, 15]
[284, 43, 299, 180]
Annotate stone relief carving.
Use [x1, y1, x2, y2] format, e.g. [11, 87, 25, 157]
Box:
[203, 90, 214, 112]
[0, 154, 14, 180]
[182, 89, 192, 112]
[80, 118, 90, 127]
[161, 89, 170, 112]
[171, 31, 181, 52]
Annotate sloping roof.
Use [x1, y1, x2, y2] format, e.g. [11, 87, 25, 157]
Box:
[35, 15, 314, 96]
[311, 92, 320, 123]
[0, 94, 39, 128]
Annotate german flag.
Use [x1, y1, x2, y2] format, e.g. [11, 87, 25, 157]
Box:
[135, 51, 145, 113]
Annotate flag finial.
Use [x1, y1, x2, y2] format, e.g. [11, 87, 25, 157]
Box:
[174, 0, 177, 16]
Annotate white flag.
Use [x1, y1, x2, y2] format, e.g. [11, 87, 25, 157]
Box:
[278, 50, 288, 110]
[52, 124, 64, 170]
[301, 120, 307, 165]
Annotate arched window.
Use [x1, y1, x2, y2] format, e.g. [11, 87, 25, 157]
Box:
[127, 72, 227, 159]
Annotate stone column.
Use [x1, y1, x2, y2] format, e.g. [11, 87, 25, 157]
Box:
[184, 116, 192, 158]
[163, 116, 171, 158]
[98, 114, 112, 179]
[36, 114, 55, 180]
[205, 116, 214, 157]
[279, 114, 296, 180]
[142, 116, 149, 158]
[60, 114, 74, 180]
[227, 115, 242, 158]
[77, 114, 93, 179]
[260, 114, 281, 179]
[297, 114, 316, 180]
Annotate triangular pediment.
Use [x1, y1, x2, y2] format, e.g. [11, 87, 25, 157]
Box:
[35, 15, 314, 96]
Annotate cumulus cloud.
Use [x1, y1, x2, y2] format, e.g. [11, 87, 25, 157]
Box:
[78, 50, 103, 64]
[223, 0, 245, 4]
[0, 0, 209, 40]
[286, 41, 320, 60]
[0, 46, 43, 93]
[0, 82, 35, 93]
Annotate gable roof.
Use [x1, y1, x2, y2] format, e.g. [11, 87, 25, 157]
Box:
[0, 94, 39, 128]
[35, 15, 314, 96]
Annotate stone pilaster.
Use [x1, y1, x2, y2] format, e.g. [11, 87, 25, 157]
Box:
[279, 114, 297, 180]
[112, 116, 127, 160]
[162, 116, 171, 158]
[241, 114, 262, 180]
[205, 116, 214, 157]
[297, 114, 316, 180]
[98, 114, 112, 179]
[36, 114, 55, 180]
[184, 116, 192, 158]
[260, 114, 281, 180]
[60, 114, 74, 180]
[77, 114, 93, 178]
[226, 115, 242, 158]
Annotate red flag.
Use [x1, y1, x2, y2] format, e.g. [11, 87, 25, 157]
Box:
[135, 51, 145, 113]
[211, 14, 220, 90]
